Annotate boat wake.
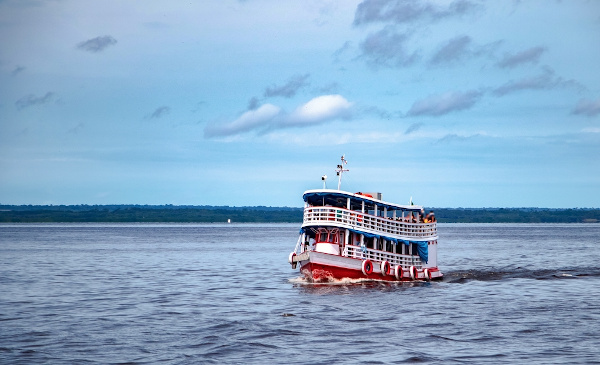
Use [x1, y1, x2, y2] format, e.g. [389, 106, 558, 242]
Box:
[288, 266, 600, 286]
[443, 266, 600, 283]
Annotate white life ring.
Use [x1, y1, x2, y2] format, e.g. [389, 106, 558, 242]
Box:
[380, 260, 390, 276]
[362, 259, 373, 275]
[424, 268, 431, 281]
[410, 265, 417, 280]
[288, 252, 296, 265]
[394, 265, 403, 280]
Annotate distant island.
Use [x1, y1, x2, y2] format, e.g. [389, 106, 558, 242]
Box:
[0, 205, 599, 223]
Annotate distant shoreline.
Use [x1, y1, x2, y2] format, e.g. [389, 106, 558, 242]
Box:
[0, 205, 599, 223]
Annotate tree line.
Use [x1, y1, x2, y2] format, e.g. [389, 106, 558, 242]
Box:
[1, 205, 599, 223]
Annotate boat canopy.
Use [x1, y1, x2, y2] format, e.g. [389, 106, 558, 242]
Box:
[303, 189, 423, 213]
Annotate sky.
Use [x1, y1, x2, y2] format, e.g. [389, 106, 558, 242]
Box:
[1, 0, 599, 208]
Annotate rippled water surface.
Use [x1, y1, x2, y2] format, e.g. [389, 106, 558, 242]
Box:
[1, 223, 599, 364]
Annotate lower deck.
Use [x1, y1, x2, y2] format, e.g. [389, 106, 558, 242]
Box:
[292, 250, 443, 282]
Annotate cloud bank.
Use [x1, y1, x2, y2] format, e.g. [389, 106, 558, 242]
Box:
[76, 36, 118, 53]
[407, 90, 483, 116]
[428, 36, 501, 66]
[353, 0, 479, 26]
[405, 122, 423, 134]
[359, 27, 418, 68]
[148, 106, 171, 119]
[263, 74, 310, 98]
[572, 98, 600, 117]
[492, 68, 579, 96]
[204, 95, 353, 138]
[15, 92, 56, 110]
[497, 46, 546, 68]
[11, 66, 25, 76]
[429, 35, 472, 65]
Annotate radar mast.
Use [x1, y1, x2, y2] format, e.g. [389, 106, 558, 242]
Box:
[336, 155, 349, 190]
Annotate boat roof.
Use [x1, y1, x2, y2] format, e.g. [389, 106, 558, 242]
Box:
[303, 189, 424, 212]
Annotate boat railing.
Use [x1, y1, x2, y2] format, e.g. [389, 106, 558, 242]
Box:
[303, 206, 437, 239]
[343, 244, 423, 269]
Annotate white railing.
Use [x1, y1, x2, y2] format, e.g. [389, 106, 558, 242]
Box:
[344, 244, 423, 269]
[303, 206, 437, 240]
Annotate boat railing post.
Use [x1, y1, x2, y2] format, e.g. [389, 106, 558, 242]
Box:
[294, 235, 302, 254]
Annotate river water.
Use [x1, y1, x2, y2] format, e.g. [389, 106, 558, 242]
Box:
[1, 223, 599, 364]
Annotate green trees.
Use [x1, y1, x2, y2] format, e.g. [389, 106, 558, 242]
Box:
[0, 205, 598, 223]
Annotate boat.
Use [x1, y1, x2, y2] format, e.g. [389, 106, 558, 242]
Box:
[288, 156, 442, 282]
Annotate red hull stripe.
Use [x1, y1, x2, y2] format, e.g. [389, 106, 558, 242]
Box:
[301, 261, 442, 282]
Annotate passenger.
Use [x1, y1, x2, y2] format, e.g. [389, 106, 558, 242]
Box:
[426, 211, 436, 222]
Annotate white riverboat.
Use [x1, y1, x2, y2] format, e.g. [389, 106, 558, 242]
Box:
[289, 156, 442, 282]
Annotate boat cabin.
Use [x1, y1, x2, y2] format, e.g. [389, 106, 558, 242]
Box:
[312, 227, 342, 255]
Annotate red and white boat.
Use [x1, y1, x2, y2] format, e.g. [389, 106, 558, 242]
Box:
[289, 156, 442, 282]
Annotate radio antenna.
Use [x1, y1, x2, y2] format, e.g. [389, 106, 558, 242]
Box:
[336, 155, 349, 190]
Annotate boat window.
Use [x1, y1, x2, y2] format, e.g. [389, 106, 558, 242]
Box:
[319, 232, 328, 242]
[385, 240, 392, 252]
[410, 243, 418, 256]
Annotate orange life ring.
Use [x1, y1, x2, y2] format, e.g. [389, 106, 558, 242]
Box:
[362, 260, 373, 275]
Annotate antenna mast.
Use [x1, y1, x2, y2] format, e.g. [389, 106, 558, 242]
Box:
[336, 155, 349, 190]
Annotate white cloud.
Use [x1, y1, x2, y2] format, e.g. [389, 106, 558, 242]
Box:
[204, 95, 353, 138]
[582, 128, 600, 133]
[286, 95, 353, 126]
[204, 104, 281, 138]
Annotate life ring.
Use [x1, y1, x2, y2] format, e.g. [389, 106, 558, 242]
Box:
[362, 260, 373, 275]
[357, 214, 363, 223]
[288, 252, 297, 269]
[380, 261, 390, 276]
[424, 268, 432, 281]
[410, 265, 417, 280]
[394, 265, 403, 280]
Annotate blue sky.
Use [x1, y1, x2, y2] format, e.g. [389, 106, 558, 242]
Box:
[1, 0, 599, 208]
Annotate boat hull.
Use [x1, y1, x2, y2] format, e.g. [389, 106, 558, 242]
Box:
[295, 251, 443, 283]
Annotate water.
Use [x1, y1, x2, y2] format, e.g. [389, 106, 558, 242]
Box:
[1, 223, 599, 364]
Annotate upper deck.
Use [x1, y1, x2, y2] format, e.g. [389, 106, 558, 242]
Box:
[302, 189, 437, 241]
